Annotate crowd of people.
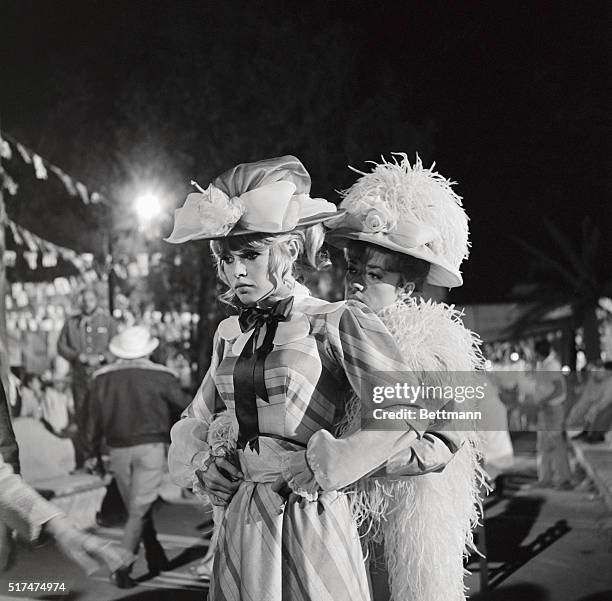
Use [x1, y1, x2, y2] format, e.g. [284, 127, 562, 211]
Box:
[484, 337, 612, 490]
[2, 286, 191, 587]
[1, 152, 610, 599]
[7, 287, 195, 464]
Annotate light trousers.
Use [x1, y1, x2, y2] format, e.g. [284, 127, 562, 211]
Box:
[109, 443, 165, 557]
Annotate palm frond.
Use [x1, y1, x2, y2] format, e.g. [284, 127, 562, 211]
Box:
[580, 217, 602, 277]
[544, 220, 597, 288]
[506, 300, 568, 339]
[512, 235, 580, 290]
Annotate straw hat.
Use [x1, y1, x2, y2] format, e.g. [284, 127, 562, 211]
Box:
[165, 155, 339, 243]
[109, 326, 159, 359]
[326, 154, 469, 288]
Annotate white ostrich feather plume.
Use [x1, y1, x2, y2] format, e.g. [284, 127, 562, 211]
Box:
[341, 153, 470, 270]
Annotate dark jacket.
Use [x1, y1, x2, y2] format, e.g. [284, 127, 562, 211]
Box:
[86, 359, 188, 452]
[57, 308, 117, 367]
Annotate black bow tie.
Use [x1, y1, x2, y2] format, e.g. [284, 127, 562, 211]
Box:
[234, 296, 294, 452]
[238, 296, 294, 334]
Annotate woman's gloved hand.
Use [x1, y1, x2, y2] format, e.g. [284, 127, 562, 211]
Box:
[44, 515, 134, 575]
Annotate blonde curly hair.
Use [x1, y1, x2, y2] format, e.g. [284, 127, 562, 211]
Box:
[210, 223, 324, 306]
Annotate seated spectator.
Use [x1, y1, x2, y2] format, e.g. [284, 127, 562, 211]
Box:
[19, 373, 43, 420]
[12, 417, 76, 481]
[40, 373, 75, 438]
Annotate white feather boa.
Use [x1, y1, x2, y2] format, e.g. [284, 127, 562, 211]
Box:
[348, 297, 487, 601]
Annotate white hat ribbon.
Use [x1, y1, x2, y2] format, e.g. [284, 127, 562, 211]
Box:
[332, 212, 439, 249]
[240, 181, 299, 232]
[165, 181, 300, 243]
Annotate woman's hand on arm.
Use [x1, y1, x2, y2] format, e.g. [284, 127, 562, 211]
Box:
[385, 431, 462, 476]
[307, 428, 418, 491]
[307, 303, 430, 491]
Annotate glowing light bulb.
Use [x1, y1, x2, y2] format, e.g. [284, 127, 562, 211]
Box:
[134, 192, 163, 224]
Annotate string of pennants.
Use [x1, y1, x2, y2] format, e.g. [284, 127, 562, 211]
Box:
[0, 130, 110, 207]
[4, 216, 165, 283]
[0, 130, 168, 285]
[4, 217, 95, 274]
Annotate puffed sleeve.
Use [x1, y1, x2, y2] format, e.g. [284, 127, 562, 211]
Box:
[0, 455, 63, 542]
[286, 302, 440, 495]
[383, 430, 464, 476]
[168, 330, 224, 488]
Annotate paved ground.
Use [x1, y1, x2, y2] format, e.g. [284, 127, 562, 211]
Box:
[1, 437, 611, 600]
[572, 439, 612, 510]
[466, 481, 612, 600]
[0, 496, 212, 600]
[466, 433, 612, 601]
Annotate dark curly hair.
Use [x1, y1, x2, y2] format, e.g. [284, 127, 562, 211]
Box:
[345, 240, 431, 291]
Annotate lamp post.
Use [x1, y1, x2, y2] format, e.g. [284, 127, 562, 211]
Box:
[106, 187, 165, 318]
[105, 228, 115, 314]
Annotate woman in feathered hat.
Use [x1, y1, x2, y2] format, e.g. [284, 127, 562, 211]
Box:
[325, 154, 486, 601]
[166, 156, 434, 601]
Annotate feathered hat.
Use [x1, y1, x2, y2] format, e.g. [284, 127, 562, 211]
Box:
[326, 153, 470, 288]
[165, 155, 339, 243]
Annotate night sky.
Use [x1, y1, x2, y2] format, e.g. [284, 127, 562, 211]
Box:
[1, 1, 609, 303]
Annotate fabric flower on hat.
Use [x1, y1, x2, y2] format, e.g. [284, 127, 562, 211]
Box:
[327, 154, 469, 288]
[165, 156, 339, 243]
[363, 204, 397, 233]
[197, 184, 245, 237]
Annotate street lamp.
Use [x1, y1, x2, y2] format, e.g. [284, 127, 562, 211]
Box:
[107, 189, 165, 315]
[134, 191, 163, 228]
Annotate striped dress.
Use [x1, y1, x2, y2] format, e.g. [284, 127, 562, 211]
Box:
[169, 295, 418, 601]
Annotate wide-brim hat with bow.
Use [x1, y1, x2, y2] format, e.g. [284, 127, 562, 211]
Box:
[165, 155, 339, 243]
[109, 326, 159, 359]
[326, 154, 470, 288]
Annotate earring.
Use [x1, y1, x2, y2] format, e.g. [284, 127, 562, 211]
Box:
[397, 281, 415, 301]
[316, 249, 332, 271]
